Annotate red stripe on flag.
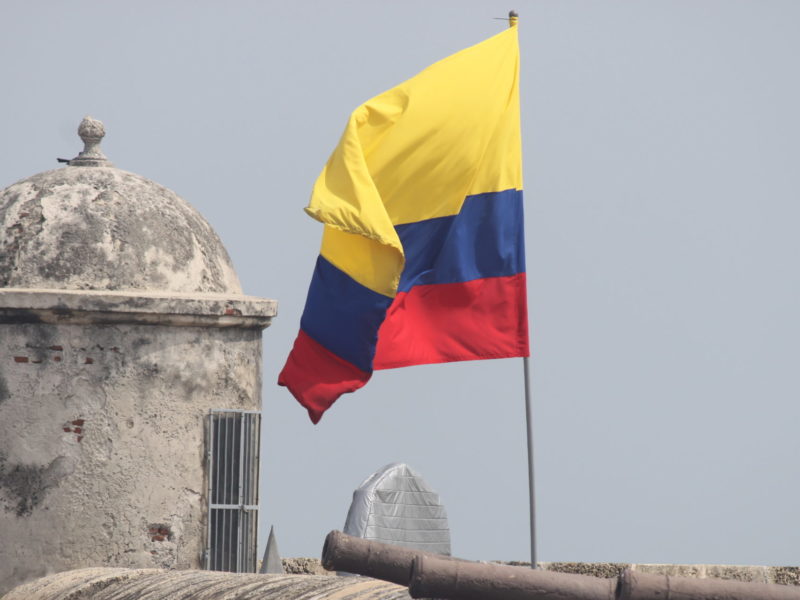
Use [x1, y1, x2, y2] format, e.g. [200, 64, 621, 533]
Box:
[373, 273, 529, 370]
[278, 330, 371, 424]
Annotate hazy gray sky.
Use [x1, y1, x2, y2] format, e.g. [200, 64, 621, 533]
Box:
[2, 1, 800, 566]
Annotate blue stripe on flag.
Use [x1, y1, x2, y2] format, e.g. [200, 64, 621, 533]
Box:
[395, 189, 525, 293]
[300, 255, 394, 373]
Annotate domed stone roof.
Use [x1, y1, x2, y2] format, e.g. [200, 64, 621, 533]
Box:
[0, 117, 242, 294]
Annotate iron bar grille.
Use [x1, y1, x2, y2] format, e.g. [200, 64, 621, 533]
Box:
[205, 409, 260, 572]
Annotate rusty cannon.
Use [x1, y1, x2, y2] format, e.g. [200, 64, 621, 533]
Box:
[322, 529, 465, 586]
[409, 554, 800, 600]
[323, 530, 800, 600]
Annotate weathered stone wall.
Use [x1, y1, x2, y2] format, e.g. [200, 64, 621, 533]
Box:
[0, 312, 266, 594]
[0, 120, 277, 596]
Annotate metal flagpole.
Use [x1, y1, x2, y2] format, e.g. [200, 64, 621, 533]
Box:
[523, 355, 537, 569]
[505, 7, 538, 571]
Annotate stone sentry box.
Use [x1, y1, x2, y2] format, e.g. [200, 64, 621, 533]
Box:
[0, 118, 276, 594]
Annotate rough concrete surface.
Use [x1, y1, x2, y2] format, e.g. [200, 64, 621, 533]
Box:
[0, 319, 266, 593]
[0, 166, 242, 293]
[1, 568, 411, 600]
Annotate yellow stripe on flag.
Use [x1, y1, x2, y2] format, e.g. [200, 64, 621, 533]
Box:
[320, 225, 399, 298]
[307, 26, 521, 296]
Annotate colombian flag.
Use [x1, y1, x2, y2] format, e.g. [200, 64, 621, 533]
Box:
[279, 24, 528, 423]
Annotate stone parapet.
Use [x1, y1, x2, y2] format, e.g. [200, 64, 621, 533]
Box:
[279, 557, 800, 585]
[0, 288, 277, 329]
[508, 561, 800, 585]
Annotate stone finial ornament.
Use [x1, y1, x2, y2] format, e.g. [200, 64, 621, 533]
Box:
[66, 116, 113, 167]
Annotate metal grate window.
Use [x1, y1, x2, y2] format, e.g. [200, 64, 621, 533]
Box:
[205, 409, 260, 572]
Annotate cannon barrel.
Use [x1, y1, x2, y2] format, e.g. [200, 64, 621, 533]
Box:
[618, 569, 800, 600]
[323, 531, 800, 600]
[409, 555, 800, 600]
[409, 554, 615, 600]
[322, 530, 465, 586]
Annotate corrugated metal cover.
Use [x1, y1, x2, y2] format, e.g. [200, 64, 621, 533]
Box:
[2, 568, 411, 600]
[343, 463, 450, 555]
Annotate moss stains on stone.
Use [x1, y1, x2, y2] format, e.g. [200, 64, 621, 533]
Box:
[0, 375, 9, 403]
[0, 455, 73, 517]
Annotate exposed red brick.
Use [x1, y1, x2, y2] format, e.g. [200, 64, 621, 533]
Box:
[72, 419, 84, 426]
[73, 427, 82, 434]
[152, 535, 165, 542]
[13, 357, 28, 363]
[53, 356, 61, 362]
[224, 307, 242, 316]
[84, 357, 94, 364]
[76, 435, 83, 443]
[63, 427, 71, 433]
[49, 345, 63, 351]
